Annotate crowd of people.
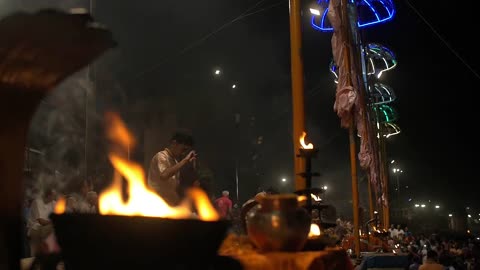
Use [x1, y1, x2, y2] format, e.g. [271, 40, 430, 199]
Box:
[22, 128, 480, 270]
[22, 179, 99, 257]
[388, 226, 480, 270]
[351, 222, 480, 270]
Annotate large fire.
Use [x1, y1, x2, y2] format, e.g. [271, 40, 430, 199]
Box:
[55, 112, 219, 221]
[299, 131, 314, 149]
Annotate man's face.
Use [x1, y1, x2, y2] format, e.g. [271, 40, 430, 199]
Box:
[171, 142, 191, 158]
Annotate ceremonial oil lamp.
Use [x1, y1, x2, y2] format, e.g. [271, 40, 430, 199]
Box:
[0, 12, 233, 269]
[295, 132, 338, 251]
[50, 114, 232, 270]
[296, 132, 321, 210]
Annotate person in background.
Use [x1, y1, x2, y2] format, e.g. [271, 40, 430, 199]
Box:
[409, 255, 421, 270]
[390, 224, 399, 239]
[215, 190, 233, 219]
[66, 179, 96, 213]
[419, 250, 444, 270]
[66, 195, 77, 213]
[147, 130, 197, 206]
[27, 187, 56, 256]
[77, 181, 97, 213]
[397, 225, 405, 240]
[22, 196, 34, 257]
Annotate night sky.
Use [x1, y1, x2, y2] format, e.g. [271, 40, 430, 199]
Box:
[8, 0, 479, 217]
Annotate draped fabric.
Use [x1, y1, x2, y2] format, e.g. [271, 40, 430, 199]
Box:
[327, 0, 384, 205]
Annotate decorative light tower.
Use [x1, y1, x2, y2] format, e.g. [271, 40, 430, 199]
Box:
[310, 0, 398, 257]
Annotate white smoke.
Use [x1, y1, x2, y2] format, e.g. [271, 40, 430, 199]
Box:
[26, 69, 99, 195]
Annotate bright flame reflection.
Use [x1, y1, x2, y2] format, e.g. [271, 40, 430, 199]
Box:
[311, 194, 322, 202]
[299, 132, 314, 149]
[308, 223, 321, 238]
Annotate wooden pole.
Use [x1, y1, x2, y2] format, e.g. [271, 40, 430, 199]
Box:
[338, 0, 361, 257]
[368, 177, 374, 220]
[350, 15, 375, 227]
[372, 132, 382, 226]
[85, 0, 96, 179]
[349, 122, 361, 258]
[380, 131, 390, 228]
[288, 0, 306, 191]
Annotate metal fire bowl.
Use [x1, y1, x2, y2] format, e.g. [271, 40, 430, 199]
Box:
[50, 213, 231, 269]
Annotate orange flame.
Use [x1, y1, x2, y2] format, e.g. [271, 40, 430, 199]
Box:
[297, 195, 307, 202]
[54, 197, 66, 214]
[56, 112, 219, 221]
[104, 112, 136, 150]
[299, 132, 314, 149]
[98, 154, 191, 218]
[97, 112, 219, 221]
[186, 188, 220, 221]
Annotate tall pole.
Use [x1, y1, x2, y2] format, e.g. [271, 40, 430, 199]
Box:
[379, 131, 390, 228]
[235, 160, 239, 202]
[396, 173, 400, 201]
[86, 0, 96, 179]
[356, 20, 376, 225]
[338, 0, 361, 257]
[349, 123, 361, 258]
[368, 177, 374, 220]
[234, 113, 240, 203]
[288, 0, 306, 191]
[85, 0, 95, 180]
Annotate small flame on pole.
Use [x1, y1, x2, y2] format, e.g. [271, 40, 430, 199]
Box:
[299, 131, 314, 149]
[311, 193, 322, 202]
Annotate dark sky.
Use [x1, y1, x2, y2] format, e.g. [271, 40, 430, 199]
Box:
[10, 0, 479, 216]
[95, 0, 478, 214]
[357, 1, 479, 210]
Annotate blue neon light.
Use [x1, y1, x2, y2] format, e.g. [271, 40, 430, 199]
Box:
[311, 0, 395, 32]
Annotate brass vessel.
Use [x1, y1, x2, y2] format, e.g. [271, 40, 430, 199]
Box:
[245, 194, 311, 252]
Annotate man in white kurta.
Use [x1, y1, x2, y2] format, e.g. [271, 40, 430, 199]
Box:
[147, 131, 196, 205]
[27, 188, 56, 255]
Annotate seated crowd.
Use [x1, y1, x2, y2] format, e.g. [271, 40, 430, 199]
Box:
[23, 180, 98, 257]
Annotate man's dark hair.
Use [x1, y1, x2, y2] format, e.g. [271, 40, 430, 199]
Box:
[171, 130, 194, 146]
[265, 187, 279, 195]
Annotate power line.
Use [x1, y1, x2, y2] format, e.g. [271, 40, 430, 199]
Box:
[404, 0, 480, 80]
[128, 0, 285, 83]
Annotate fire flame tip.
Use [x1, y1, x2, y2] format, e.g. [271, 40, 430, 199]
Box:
[299, 131, 314, 149]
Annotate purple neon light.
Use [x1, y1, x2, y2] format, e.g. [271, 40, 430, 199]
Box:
[311, 0, 395, 32]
